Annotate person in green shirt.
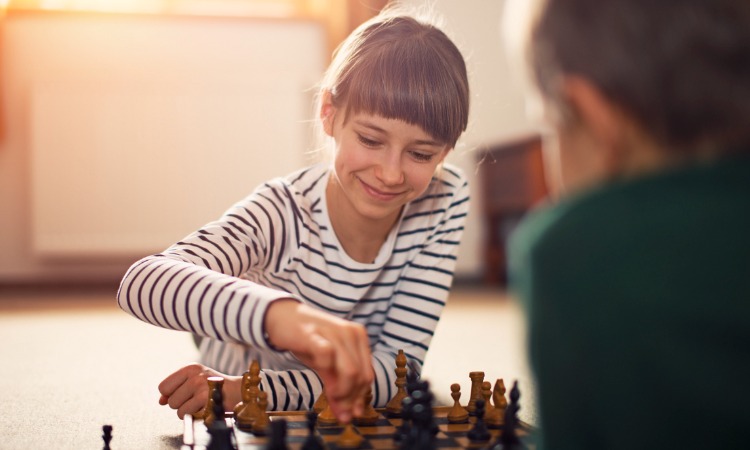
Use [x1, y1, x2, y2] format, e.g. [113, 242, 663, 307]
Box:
[506, 0, 750, 449]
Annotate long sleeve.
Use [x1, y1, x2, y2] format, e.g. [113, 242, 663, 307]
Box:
[117, 163, 470, 412]
[117, 179, 302, 350]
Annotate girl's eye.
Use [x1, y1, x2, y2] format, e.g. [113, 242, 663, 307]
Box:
[357, 134, 380, 147]
[410, 151, 434, 163]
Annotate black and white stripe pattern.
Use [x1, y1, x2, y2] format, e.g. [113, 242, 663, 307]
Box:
[117, 162, 470, 411]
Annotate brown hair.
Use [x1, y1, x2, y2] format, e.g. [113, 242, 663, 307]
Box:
[528, 0, 750, 154]
[320, 10, 470, 149]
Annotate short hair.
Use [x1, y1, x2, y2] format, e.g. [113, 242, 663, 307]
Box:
[320, 10, 470, 149]
[529, 0, 750, 155]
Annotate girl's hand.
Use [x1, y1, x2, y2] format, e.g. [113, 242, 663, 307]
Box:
[264, 299, 374, 423]
[158, 363, 241, 419]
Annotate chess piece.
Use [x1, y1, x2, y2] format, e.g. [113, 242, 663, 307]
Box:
[490, 380, 524, 450]
[467, 371, 485, 416]
[312, 390, 328, 414]
[467, 398, 491, 443]
[235, 360, 262, 431]
[266, 419, 289, 450]
[482, 381, 494, 410]
[494, 378, 508, 411]
[503, 381, 523, 447]
[481, 380, 500, 429]
[386, 349, 409, 417]
[301, 411, 326, 450]
[233, 368, 251, 415]
[101, 424, 113, 450]
[486, 378, 507, 429]
[316, 398, 339, 426]
[203, 376, 225, 427]
[447, 383, 469, 424]
[353, 388, 379, 426]
[251, 391, 271, 435]
[206, 387, 235, 450]
[336, 423, 364, 449]
[409, 381, 437, 450]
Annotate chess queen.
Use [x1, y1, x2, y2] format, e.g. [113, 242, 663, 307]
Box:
[117, 3, 470, 424]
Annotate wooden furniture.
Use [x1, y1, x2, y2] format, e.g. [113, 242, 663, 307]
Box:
[477, 135, 548, 285]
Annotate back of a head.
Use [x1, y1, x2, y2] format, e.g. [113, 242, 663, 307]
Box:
[320, 6, 470, 149]
[529, 0, 750, 156]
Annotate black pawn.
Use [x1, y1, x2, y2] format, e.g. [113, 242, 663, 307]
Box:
[394, 395, 413, 444]
[467, 399, 491, 443]
[207, 387, 235, 450]
[301, 411, 325, 450]
[102, 425, 113, 450]
[266, 419, 289, 450]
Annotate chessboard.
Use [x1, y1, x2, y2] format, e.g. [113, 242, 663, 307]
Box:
[182, 407, 536, 450]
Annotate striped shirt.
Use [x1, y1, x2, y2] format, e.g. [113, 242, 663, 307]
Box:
[117, 162, 470, 411]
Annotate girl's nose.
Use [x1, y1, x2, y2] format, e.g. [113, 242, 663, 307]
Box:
[376, 153, 405, 186]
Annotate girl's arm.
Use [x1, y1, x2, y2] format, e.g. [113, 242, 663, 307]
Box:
[254, 172, 471, 410]
[117, 182, 371, 422]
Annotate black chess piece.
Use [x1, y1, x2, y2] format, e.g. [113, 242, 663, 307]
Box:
[394, 394, 414, 444]
[102, 424, 113, 450]
[206, 386, 235, 450]
[398, 379, 437, 450]
[467, 399, 491, 443]
[301, 411, 325, 450]
[490, 380, 524, 450]
[266, 419, 289, 450]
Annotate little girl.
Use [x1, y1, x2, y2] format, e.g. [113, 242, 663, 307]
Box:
[118, 6, 470, 424]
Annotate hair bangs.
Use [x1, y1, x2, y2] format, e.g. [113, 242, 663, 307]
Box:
[333, 27, 469, 148]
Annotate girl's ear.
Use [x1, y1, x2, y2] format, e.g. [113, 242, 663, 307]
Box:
[319, 90, 337, 137]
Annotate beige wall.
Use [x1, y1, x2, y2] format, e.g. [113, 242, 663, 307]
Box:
[403, 0, 537, 279]
[0, 1, 535, 284]
[0, 12, 327, 283]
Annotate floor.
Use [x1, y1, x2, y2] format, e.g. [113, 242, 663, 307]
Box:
[0, 284, 536, 450]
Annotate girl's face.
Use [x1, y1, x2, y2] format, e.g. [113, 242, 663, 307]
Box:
[322, 103, 449, 228]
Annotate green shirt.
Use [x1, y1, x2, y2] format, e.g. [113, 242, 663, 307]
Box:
[509, 154, 750, 450]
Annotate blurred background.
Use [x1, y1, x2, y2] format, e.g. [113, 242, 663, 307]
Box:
[0, 0, 544, 287]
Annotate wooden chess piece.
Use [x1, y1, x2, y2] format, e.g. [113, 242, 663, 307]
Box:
[235, 360, 262, 431]
[301, 411, 325, 450]
[505, 382, 522, 443]
[203, 376, 225, 427]
[491, 380, 523, 450]
[101, 424, 113, 450]
[207, 387, 234, 450]
[313, 390, 328, 414]
[251, 391, 271, 435]
[336, 423, 364, 449]
[233, 369, 251, 415]
[266, 419, 289, 450]
[353, 387, 379, 426]
[447, 383, 469, 424]
[467, 398, 491, 443]
[317, 398, 339, 426]
[486, 378, 507, 429]
[494, 378, 508, 411]
[386, 349, 408, 417]
[482, 381, 494, 410]
[467, 371, 485, 416]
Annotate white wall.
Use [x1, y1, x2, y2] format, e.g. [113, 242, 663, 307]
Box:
[0, 2, 535, 284]
[403, 0, 536, 278]
[0, 12, 326, 283]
